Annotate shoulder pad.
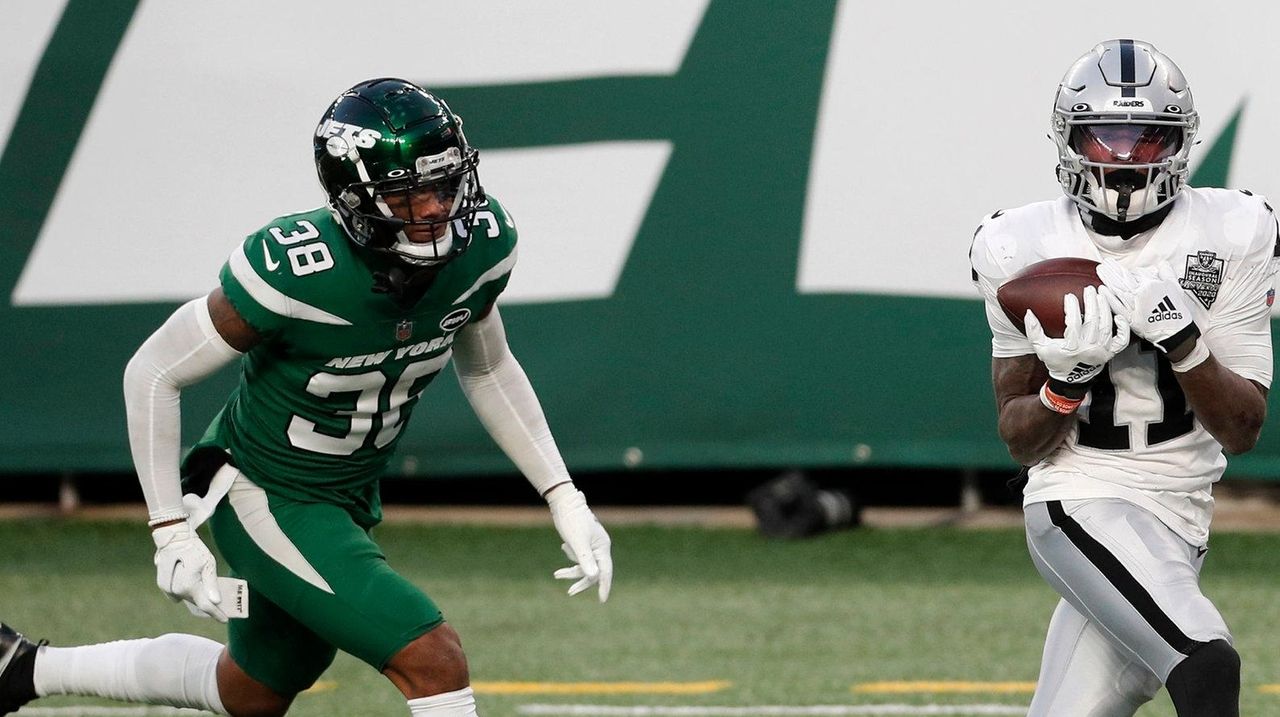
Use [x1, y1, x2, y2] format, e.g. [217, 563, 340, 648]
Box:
[220, 209, 355, 331]
[477, 195, 518, 243]
[970, 210, 1006, 281]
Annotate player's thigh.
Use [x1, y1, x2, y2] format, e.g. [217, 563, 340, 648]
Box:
[220, 576, 338, 698]
[1025, 499, 1229, 680]
[210, 475, 445, 674]
[1028, 598, 1160, 717]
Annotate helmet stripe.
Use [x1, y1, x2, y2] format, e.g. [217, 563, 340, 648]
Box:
[1119, 39, 1136, 97]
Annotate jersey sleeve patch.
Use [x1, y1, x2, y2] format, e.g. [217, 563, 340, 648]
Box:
[224, 242, 352, 326]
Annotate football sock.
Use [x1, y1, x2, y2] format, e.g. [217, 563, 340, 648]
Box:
[33, 633, 226, 714]
[407, 686, 478, 716]
[1165, 639, 1240, 717]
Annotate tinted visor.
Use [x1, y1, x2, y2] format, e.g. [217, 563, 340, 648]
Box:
[376, 176, 465, 228]
[1070, 124, 1181, 165]
[376, 171, 461, 198]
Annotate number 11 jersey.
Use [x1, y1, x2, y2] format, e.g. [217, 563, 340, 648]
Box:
[971, 188, 1278, 544]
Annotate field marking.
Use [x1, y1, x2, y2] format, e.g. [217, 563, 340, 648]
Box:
[518, 705, 1029, 716]
[1260, 684, 1280, 694]
[477, 681, 732, 695]
[853, 683, 1036, 694]
[16, 708, 209, 715]
[301, 680, 338, 694]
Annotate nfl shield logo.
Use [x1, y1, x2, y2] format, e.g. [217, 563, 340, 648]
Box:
[395, 319, 414, 342]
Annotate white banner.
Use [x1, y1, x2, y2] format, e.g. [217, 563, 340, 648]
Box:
[800, 0, 1280, 298]
[6, 0, 1278, 305]
[7, 0, 703, 306]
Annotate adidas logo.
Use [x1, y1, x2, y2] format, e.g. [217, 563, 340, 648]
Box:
[1148, 296, 1182, 323]
[1065, 362, 1097, 382]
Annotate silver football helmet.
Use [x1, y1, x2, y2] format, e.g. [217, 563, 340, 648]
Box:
[1051, 40, 1199, 223]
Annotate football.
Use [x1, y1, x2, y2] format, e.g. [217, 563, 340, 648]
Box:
[996, 257, 1102, 338]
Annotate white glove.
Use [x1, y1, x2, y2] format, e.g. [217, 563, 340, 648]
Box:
[151, 521, 227, 622]
[546, 486, 613, 603]
[1025, 285, 1130, 397]
[180, 463, 238, 529]
[1097, 259, 1200, 353]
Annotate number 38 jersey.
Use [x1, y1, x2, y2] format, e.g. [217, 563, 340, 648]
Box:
[187, 196, 518, 525]
[971, 188, 1279, 544]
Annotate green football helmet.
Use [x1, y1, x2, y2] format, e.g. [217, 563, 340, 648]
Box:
[314, 78, 483, 266]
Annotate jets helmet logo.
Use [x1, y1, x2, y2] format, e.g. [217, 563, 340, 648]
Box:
[316, 120, 383, 158]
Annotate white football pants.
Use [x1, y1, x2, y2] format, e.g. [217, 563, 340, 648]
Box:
[1023, 498, 1231, 717]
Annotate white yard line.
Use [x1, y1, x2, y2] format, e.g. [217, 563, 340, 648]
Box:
[518, 705, 1029, 716]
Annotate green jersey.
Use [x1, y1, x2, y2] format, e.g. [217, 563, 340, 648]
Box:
[189, 197, 518, 524]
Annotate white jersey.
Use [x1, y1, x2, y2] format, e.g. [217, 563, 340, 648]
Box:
[971, 188, 1279, 545]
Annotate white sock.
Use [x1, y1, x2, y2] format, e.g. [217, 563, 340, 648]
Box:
[33, 633, 227, 715]
[408, 686, 478, 715]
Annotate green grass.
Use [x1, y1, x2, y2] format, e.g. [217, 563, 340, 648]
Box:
[1, 520, 1278, 716]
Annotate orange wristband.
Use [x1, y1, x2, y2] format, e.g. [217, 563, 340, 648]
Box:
[1039, 382, 1084, 415]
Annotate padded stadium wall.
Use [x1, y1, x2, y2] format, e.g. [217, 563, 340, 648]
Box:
[3, 1, 1279, 478]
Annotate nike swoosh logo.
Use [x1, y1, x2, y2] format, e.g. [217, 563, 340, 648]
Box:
[262, 242, 281, 271]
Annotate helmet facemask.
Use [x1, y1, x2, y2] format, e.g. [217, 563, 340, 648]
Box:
[334, 145, 483, 267]
[1053, 112, 1196, 223]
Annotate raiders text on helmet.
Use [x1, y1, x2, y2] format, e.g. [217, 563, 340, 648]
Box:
[314, 78, 484, 266]
[1051, 40, 1199, 223]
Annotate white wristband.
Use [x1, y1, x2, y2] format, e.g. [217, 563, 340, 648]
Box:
[1170, 340, 1210, 373]
[147, 511, 190, 527]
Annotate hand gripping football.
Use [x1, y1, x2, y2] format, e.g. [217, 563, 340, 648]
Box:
[996, 257, 1102, 338]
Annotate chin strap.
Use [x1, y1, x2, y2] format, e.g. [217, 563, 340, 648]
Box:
[1114, 183, 1134, 222]
[1083, 201, 1175, 240]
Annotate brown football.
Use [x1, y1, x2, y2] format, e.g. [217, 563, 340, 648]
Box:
[996, 257, 1102, 338]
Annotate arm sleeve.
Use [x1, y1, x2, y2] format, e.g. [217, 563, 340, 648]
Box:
[452, 306, 572, 496]
[123, 298, 242, 524]
[1202, 206, 1280, 386]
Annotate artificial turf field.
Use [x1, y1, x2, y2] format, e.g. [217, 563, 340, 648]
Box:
[1, 519, 1277, 716]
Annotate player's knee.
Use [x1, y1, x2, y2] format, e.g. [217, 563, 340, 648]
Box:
[384, 622, 470, 698]
[1167, 639, 1240, 705]
[1179, 639, 1241, 681]
[219, 684, 293, 717]
[216, 650, 295, 717]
